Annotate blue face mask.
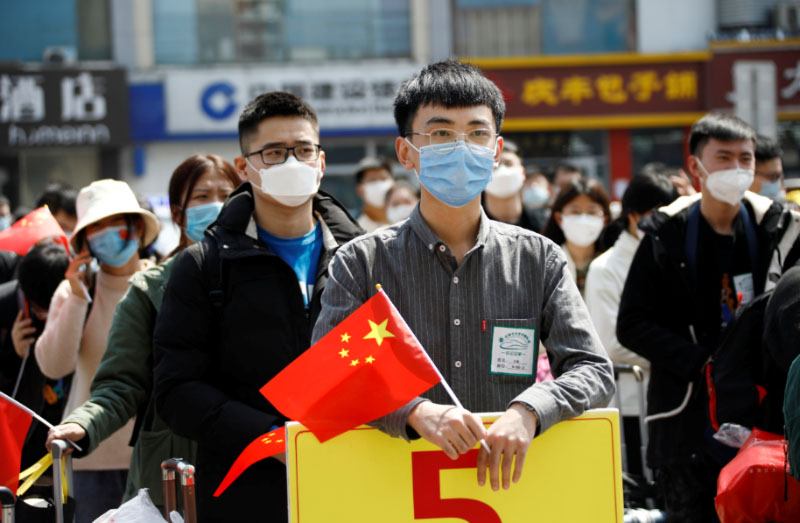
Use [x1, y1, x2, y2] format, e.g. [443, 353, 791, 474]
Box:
[407, 140, 496, 208]
[759, 180, 781, 199]
[184, 202, 223, 243]
[88, 226, 139, 267]
[0, 215, 11, 231]
[523, 186, 550, 208]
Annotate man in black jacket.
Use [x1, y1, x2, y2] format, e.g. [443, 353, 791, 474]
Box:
[153, 92, 363, 523]
[617, 113, 800, 522]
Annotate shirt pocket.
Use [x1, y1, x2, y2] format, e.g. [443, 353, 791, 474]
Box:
[484, 317, 539, 383]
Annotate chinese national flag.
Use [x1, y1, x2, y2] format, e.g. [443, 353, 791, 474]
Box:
[0, 394, 34, 493]
[214, 427, 286, 497]
[261, 289, 441, 443]
[0, 206, 68, 255]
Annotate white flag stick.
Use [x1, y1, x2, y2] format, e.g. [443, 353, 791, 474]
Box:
[376, 286, 492, 454]
[0, 390, 82, 452]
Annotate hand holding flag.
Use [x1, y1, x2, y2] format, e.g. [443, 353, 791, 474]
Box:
[260, 287, 442, 443]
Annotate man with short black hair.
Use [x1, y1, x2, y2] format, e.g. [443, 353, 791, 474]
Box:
[354, 156, 395, 232]
[618, 113, 800, 522]
[154, 91, 362, 522]
[750, 134, 784, 199]
[482, 140, 541, 232]
[36, 182, 78, 235]
[313, 60, 614, 492]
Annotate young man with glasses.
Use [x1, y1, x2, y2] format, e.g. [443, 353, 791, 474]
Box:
[153, 92, 363, 522]
[312, 60, 614, 492]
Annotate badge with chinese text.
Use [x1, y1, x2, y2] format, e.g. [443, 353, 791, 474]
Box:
[490, 326, 536, 376]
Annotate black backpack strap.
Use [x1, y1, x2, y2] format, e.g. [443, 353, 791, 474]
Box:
[200, 234, 225, 309]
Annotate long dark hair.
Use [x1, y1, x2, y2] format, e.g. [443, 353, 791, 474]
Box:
[598, 171, 679, 251]
[543, 177, 611, 248]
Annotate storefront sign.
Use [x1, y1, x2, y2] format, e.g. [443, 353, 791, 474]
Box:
[0, 67, 129, 149]
[164, 63, 422, 135]
[474, 53, 708, 130]
[287, 409, 622, 522]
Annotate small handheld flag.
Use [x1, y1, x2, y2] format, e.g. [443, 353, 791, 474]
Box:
[214, 427, 286, 497]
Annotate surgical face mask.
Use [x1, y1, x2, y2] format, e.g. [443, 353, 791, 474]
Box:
[184, 202, 223, 243]
[696, 158, 754, 206]
[759, 180, 781, 199]
[386, 203, 415, 223]
[248, 156, 321, 207]
[87, 225, 139, 267]
[406, 139, 496, 208]
[0, 215, 10, 231]
[362, 179, 393, 208]
[522, 186, 550, 209]
[560, 214, 604, 247]
[485, 164, 525, 198]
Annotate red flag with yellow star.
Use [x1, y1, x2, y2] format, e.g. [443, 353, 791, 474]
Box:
[0, 206, 69, 255]
[213, 426, 286, 497]
[260, 289, 441, 443]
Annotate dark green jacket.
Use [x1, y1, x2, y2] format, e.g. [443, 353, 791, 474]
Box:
[64, 257, 196, 506]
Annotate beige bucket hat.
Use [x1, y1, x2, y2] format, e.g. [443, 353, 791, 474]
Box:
[70, 179, 161, 252]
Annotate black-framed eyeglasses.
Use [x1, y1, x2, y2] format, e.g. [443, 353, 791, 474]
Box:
[404, 128, 496, 151]
[245, 144, 322, 165]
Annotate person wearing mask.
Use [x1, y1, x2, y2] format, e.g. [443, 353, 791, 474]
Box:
[542, 178, 611, 296]
[0, 243, 70, 471]
[45, 155, 241, 512]
[617, 113, 800, 522]
[354, 156, 394, 232]
[522, 168, 553, 225]
[153, 92, 363, 522]
[584, 171, 679, 475]
[34, 179, 161, 523]
[0, 195, 12, 231]
[482, 140, 541, 232]
[750, 134, 784, 200]
[36, 182, 79, 236]
[384, 179, 419, 224]
[313, 60, 614, 493]
[551, 161, 582, 195]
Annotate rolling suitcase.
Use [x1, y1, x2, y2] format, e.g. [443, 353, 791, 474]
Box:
[13, 439, 75, 523]
[161, 459, 196, 523]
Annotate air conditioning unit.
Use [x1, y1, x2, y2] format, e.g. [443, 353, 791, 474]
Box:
[774, 3, 800, 31]
[42, 46, 77, 65]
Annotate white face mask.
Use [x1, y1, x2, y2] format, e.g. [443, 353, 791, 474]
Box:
[386, 203, 415, 223]
[561, 214, 604, 247]
[696, 158, 754, 206]
[485, 164, 525, 198]
[248, 156, 321, 207]
[362, 179, 393, 208]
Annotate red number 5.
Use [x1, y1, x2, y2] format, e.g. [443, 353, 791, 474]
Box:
[411, 449, 501, 523]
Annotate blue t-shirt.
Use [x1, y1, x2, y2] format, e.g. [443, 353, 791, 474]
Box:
[257, 223, 322, 307]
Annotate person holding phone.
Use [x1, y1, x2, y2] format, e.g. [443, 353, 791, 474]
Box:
[34, 179, 161, 523]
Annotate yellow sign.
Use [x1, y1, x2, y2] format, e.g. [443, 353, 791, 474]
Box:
[287, 409, 622, 522]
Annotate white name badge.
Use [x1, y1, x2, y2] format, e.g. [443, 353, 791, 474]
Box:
[733, 273, 755, 307]
[490, 326, 536, 376]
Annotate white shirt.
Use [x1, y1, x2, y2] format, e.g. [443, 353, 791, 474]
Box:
[585, 230, 650, 415]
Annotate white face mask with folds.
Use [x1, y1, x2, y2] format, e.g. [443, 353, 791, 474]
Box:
[248, 156, 321, 207]
[696, 158, 754, 206]
[560, 214, 605, 247]
[362, 179, 394, 208]
[485, 164, 525, 198]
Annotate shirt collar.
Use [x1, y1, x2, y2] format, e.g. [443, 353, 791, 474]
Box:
[408, 203, 491, 253]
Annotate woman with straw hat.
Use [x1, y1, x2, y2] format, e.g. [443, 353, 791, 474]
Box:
[34, 178, 160, 523]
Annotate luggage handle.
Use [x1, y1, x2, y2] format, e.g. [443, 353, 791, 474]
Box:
[51, 439, 73, 523]
[0, 486, 15, 523]
[161, 459, 197, 523]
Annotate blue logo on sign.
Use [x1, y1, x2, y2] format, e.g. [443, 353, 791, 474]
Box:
[201, 82, 237, 120]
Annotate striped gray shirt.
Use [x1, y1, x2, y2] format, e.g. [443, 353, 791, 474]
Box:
[312, 205, 614, 439]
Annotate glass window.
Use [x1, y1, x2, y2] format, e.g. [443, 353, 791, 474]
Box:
[77, 0, 112, 60]
[541, 0, 634, 55]
[630, 128, 686, 177]
[153, 0, 411, 64]
[778, 121, 800, 179]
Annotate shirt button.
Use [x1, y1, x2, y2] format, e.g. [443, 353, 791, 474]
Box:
[455, 361, 462, 368]
[453, 276, 459, 284]
[428, 243, 433, 251]
[439, 245, 446, 252]
[454, 318, 461, 326]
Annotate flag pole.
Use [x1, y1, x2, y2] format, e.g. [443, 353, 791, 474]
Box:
[376, 285, 491, 454]
[12, 353, 28, 398]
[0, 390, 82, 452]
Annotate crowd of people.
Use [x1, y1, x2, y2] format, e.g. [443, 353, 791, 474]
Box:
[1, 60, 799, 523]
